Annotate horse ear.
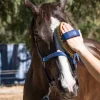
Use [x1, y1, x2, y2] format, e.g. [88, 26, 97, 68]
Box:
[25, 0, 39, 14]
[56, 0, 67, 11]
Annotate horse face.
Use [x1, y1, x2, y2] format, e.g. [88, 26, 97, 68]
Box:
[25, 0, 78, 98]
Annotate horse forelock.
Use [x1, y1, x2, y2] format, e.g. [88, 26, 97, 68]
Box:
[38, 3, 67, 35]
[40, 3, 60, 20]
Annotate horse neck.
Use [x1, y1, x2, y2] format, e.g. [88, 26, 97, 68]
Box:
[84, 38, 100, 59]
[78, 38, 100, 85]
[76, 38, 100, 98]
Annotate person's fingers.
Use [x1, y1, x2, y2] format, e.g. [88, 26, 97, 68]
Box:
[64, 23, 73, 31]
[63, 23, 70, 31]
[67, 23, 73, 30]
[60, 22, 74, 34]
[62, 24, 69, 33]
[61, 28, 65, 34]
[60, 22, 69, 34]
[60, 22, 65, 34]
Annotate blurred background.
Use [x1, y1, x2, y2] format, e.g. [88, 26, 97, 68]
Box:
[0, 0, 100, 44]
[0, 0, 100, 100]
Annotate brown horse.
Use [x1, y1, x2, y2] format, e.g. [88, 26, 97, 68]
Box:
[24, 0, 100, 100]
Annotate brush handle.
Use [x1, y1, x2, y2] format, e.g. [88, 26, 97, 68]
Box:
[61, 30, 80, 41]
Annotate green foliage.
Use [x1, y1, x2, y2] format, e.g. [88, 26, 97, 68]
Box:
[68, 0, 100, 41]
[0, 0, 100, 46]
[0, 0, 52, 46]
[0, 0, 32, 44]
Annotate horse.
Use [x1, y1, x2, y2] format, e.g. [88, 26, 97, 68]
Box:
[24, 0, 100, 100]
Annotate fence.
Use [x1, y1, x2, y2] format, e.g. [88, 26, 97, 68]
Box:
[0, 44, 31, 85]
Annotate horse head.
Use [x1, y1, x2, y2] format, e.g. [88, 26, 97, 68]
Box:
[25, 0, 78, 99]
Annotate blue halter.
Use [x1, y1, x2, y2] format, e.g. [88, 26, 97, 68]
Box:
[43, 51, 80, 66]
[39, 30, 80, 100]
[34, 29, 80, 85]
[42, 51, 66, 62]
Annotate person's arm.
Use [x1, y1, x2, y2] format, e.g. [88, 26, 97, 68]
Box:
[76, 44, 100, 83]
[61, 22, 100, 83]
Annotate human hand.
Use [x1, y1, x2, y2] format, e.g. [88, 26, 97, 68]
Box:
[60, 22, 85, 52]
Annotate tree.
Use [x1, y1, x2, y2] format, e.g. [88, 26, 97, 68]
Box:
[68, 0, 100, 41]
[0, 0, 99, 45]
[0, 0, 47, 44]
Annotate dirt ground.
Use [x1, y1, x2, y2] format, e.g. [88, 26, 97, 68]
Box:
[0, 85, 23, 100]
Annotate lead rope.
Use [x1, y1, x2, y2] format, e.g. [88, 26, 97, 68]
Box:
[42, 81, 57, 100]
[42, 84, 52, 100]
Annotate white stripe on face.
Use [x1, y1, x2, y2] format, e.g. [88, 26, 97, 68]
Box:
[58, 53, 75, 91]
[51, 16, 76, 92]
[50, 16, 60, 32]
